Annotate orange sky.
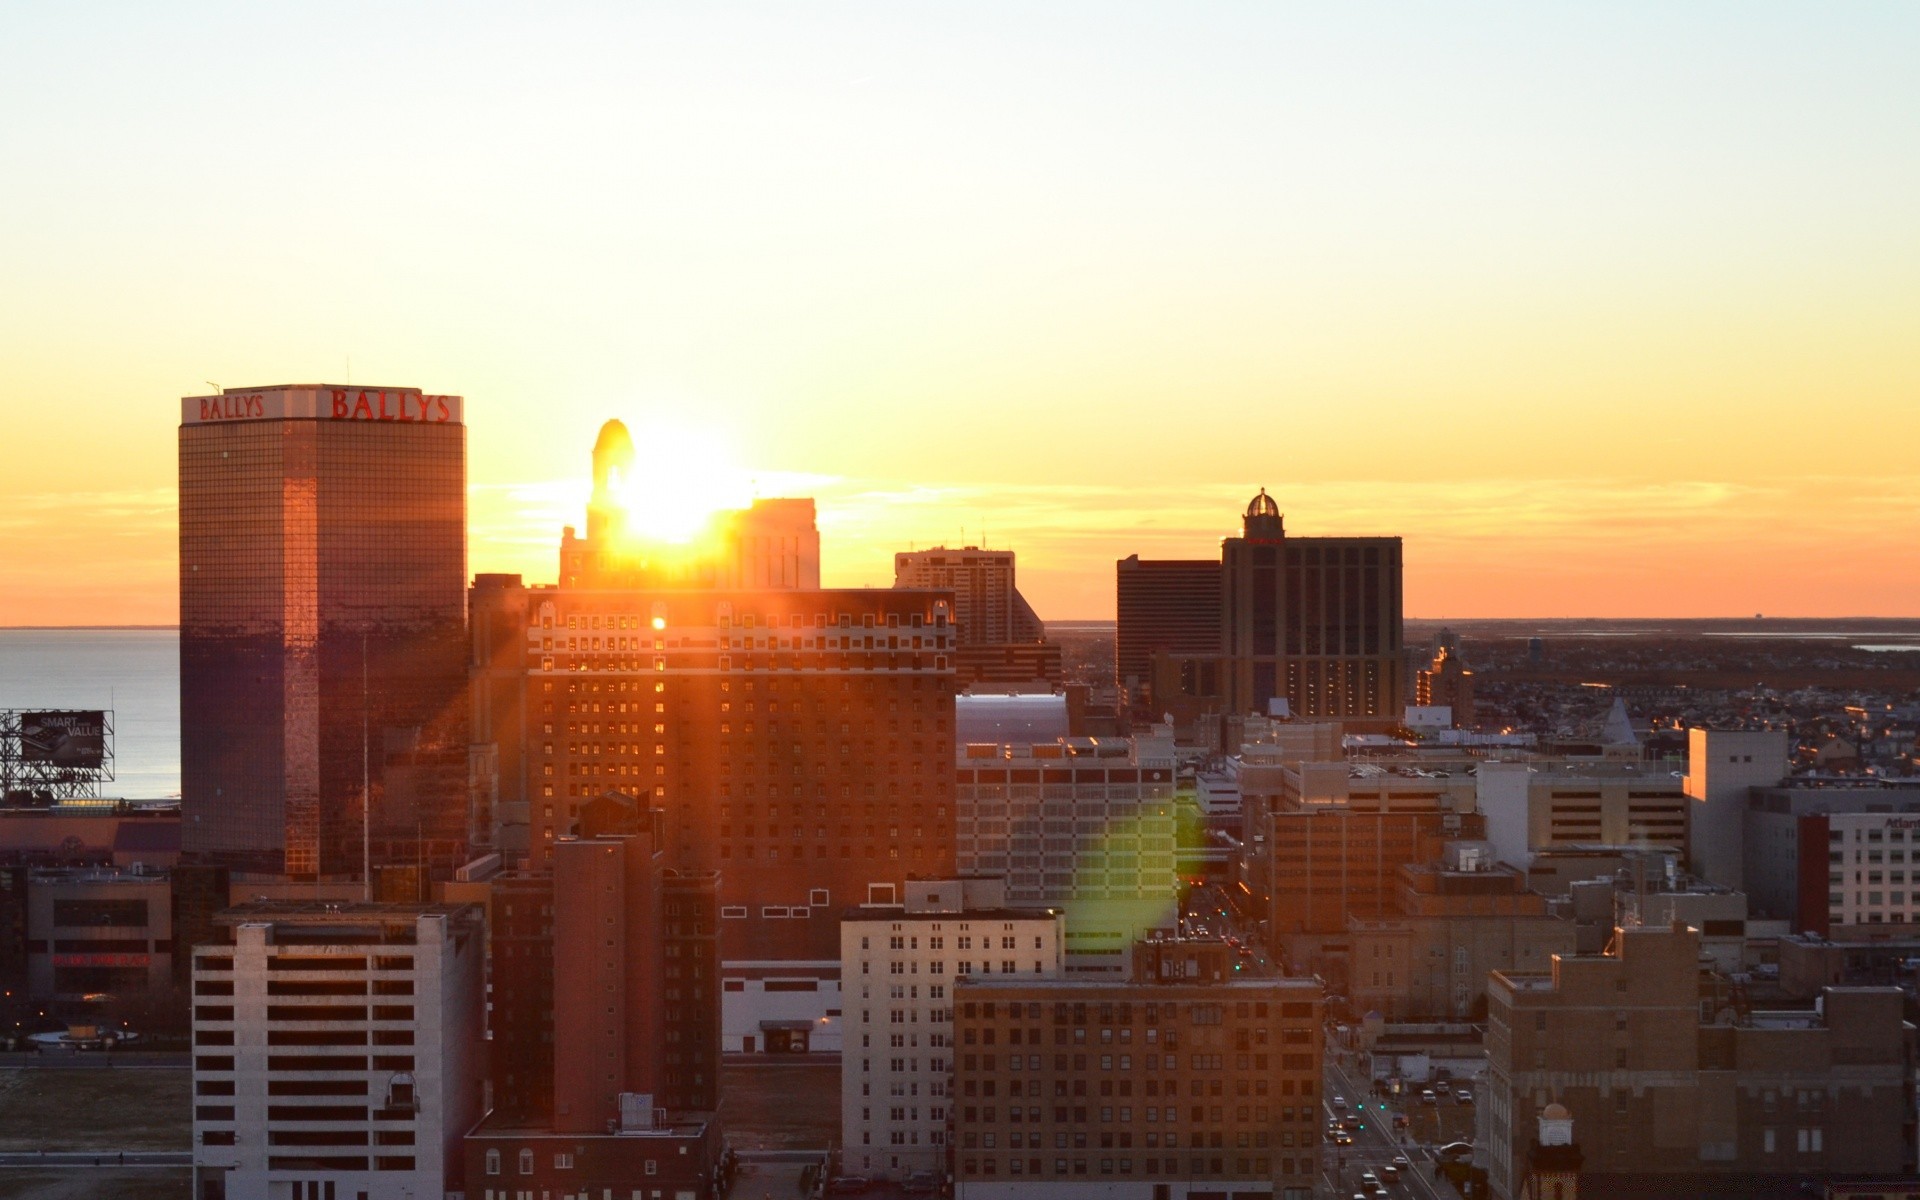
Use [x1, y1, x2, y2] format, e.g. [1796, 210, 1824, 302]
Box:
[2, 5, 1917, 625]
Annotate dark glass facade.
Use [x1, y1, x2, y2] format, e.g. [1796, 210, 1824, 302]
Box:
[179, 388, 468, 881]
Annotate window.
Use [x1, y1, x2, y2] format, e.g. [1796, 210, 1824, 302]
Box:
[518, 1148, 534, 1174]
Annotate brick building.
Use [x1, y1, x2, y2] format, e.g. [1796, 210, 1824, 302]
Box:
[949, 957, 1323, 1200]
[1483, 922, 1917, 1198]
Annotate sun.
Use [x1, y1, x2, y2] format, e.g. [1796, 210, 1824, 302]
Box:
[609, 423, 753, 546]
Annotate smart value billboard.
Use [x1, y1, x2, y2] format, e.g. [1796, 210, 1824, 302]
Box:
[20, 711, 106, 769]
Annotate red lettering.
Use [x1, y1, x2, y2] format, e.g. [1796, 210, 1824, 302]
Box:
[200, 398, 215, 420]
[435, 396, 451, 422]
[378, 391, 393, 421]
[332, 390, 349, 419]
[247, 395, 263, 418]
[352, 392, 374, 420]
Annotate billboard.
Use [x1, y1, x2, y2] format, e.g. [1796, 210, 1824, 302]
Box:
[20, 711, 106, 769]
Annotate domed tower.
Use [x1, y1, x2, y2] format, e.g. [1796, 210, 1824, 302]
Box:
[586, 419, 635, 545]
[1241, 487, 1284, 540]
[1524, 1101, 1583, 1200]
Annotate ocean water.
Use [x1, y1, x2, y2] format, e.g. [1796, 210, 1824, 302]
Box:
[0, 628, 180, 799]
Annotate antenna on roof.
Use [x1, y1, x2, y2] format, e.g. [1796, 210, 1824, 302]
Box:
[205, 381, 220, 393]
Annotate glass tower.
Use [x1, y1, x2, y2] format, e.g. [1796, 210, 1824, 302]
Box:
[178, 386, 468, 881]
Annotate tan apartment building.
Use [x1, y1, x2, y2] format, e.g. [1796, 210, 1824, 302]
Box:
[951, 951, 1323, 1200]
[1482, 922, 1915, 1199]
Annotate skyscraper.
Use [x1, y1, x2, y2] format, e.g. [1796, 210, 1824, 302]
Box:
[1117, 491, 1404, 728]
[178, 385, 469, 882]
[1221, 489, 1403, 724]
[1114, 555, 1221, 711]
[894, 546, 1060, 686]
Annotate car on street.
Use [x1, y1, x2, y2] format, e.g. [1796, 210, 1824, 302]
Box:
[827, 1177, 872, 1194]
[1392, 1155, 1411, 1170]
[1381, 1164, 1400, 1183]
[1332, 1094, 1348, 1111]
[1455, 1088, 1473, 1104]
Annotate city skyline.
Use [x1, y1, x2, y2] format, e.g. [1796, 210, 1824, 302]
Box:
[5, 5, 1919, 625]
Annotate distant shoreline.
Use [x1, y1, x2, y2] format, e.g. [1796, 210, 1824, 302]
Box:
[0, 625, 180, 631]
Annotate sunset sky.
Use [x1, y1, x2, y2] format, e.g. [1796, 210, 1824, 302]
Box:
[2, 3, 1916, 625]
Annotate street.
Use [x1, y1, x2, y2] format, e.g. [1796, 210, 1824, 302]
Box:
[1320, 1044, 1458, 1200]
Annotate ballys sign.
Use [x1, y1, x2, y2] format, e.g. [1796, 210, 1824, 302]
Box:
[328, 389, 456, 423]
[182, 387, 464, 425]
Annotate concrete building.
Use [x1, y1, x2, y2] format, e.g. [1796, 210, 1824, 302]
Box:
[1743, 782, 1920, 935]
[895, 547, 1059, 688]
[190, 901, 486, 1200]
[955, 736, 1178, 975]
[1685, 728, 1793, 890]
[179, 385, 470, 882]
[1475, 759, 1690, 871]
[17, 866, 175, 1000]
[1482, 923, 1916, 1198]
[840, 878, 1064, 1182]
[949, 951, 1324, 1200]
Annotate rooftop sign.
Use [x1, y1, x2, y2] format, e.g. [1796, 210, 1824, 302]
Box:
[181, 386, 463, 426]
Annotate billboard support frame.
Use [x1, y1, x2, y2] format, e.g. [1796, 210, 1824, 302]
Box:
[1, 709, 114, 804]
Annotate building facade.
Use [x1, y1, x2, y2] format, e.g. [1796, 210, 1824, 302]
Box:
[1221, 490, 1403, 726]
[841, 878, 1065, 1181]
[949, 967, 1324, 1200]
[955, 737, 1178, 973]
[1482, 923, 1916, 1198]
[179, 385, 469, 881]
[1114, 557, 1221, 713]
[190, 901, 486, 1200]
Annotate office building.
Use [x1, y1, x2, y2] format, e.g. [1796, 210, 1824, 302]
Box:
[1482, 923, 1916, 1198]
[1221, 490, 1402, 726]
[955, 736, 1179, 973]
[950, 954, 1324, 1200]
[190, 900, 486, 1200]
[10, 866, 175, 1001]
[1114, 556, 1221, 713]
[1742, 784, 1920, 935]
[1117, 491, 1404, 728]
[896, 547, 1061, 688]
[840, 878, 1064, 1181]
[179, 385, 469, 882]
[894, 547, 1044, 650]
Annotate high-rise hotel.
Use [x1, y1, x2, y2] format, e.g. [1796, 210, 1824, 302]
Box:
[1118, 490, 1403, 729]
[179, 385, 470, 883]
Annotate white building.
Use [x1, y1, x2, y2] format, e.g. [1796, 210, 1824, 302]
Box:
[955, 737, 1178, 974]
[191, 902, 485, 1200]
[1685, 727, 1792, 889]
[840, 879, 1064, 1181]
